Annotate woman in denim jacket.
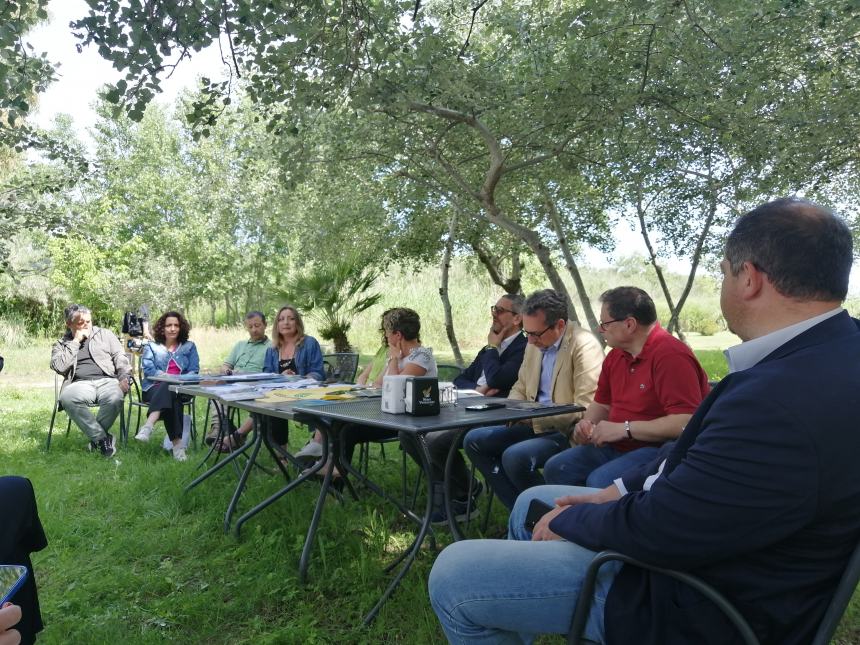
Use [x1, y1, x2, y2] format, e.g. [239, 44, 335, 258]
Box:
[261, 306, 324, 379]
[220, 305, 323, 452]
[135, 310, 200, 461]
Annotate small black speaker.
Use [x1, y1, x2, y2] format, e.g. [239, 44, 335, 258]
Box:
[405, 377, 440, 416]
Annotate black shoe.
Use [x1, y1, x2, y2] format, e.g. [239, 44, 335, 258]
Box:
[431, 482, 484, 525]
[456, 480, 484, 504]
[430, 499, 481, 525]
[97, 433, 117, 458]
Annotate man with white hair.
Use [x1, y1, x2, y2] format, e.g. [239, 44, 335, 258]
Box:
[50, 304, 130, 457]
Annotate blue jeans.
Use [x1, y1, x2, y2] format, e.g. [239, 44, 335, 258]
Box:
[429, 485, 620, 644]
[463, 424, 568, 510]
[544, 445, 660, 488]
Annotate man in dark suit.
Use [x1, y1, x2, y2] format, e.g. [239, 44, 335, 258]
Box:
[429, 198, 860, 644]
[453, 293, 527, 397]
[404, 294, 528, 524]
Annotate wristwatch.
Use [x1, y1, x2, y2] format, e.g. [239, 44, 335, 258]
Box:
[484, 344, 500, 351]
[624, 420, 633, 440]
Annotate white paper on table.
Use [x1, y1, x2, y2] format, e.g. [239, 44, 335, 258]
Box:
[455, 389, 483, 398]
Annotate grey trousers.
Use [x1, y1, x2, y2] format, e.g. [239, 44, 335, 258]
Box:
[58, 378, 124, 441]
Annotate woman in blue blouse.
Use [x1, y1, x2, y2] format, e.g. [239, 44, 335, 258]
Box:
[134, 310, 199, 461]
[220, 305, 323, 451]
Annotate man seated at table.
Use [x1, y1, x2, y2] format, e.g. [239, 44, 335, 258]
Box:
[50, 304, 131, 457]
[429, 198, 860, 645]
[205, 310, 271, 445]
[543, 286, 709, 488]
[402, 293, 528, 523]
[463, 289, 604, 510]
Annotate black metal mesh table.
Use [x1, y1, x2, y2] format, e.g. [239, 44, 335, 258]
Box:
[290, 396, 585, 624]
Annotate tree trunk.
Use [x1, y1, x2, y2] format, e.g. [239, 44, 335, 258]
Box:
[667, 190, 719, 335]
[408, 101, 579, 322]
[440, 210, 465, 368]
[332, 328, 351, 353]
[472, 240, 522, 294]
[210, 301, 217, 327]
[634, 180, 684, 341]
[544, 192, 601, 340]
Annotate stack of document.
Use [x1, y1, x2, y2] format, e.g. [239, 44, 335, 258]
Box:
[255, 384, 357, 404]
[204, 378, 319, 401]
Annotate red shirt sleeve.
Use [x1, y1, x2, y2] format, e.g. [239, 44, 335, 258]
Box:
[651, 352, 708, 414]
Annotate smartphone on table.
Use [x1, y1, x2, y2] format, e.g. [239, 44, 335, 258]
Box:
[0, 565, 28, 604]
[524, 499, 554, 531]
[465, 402, 506, 411]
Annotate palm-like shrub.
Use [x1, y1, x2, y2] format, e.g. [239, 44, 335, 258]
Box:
[281, 258, 381, 352]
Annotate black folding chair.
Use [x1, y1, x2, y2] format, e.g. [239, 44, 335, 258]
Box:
[436, 363, 464, 381]
[126, 368, 197, 447]
[567, 542, 860, 645]
[47, 373, 128, 450]
[322, 353, 360, 383]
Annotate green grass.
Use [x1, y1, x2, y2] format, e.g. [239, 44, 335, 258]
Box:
[2, 331, 858, 644]
[2, 385, 465, 643]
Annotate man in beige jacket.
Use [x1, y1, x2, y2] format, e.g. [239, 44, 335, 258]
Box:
[464, 289, 604, 510]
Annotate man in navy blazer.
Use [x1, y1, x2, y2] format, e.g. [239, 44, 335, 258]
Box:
[404, 294, 527, 523]
[429, 198, 860, 644]
[453, 293, 527, 398]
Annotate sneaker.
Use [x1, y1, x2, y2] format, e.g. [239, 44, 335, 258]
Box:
[295, 441, 324, 460]
[135, 423, 153, 442]
[172, 446, 187, 462]
[97, 433, 117, 458]
[205, 422, 219, 446]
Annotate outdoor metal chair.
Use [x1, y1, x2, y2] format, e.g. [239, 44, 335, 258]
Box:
[566, 541, 860, 645]
[126, 369, 197, 447]
[436, 363, 463, 382]
[322, 352, 360, 383]
[47, 373, 128, 450]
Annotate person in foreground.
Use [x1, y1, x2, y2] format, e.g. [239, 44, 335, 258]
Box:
[0, 476, 48, 644]
[428, 198, 860, 645]
[135, 311, 200, 461]
[50, 304, 131, 457]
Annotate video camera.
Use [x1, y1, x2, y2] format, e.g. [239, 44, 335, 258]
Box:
[126, 337, 149, 352]
[122, 311, 146, 338]
[122, 307, 151, 354]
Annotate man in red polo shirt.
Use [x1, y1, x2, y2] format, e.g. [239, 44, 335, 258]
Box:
[543, 286, 710, 488]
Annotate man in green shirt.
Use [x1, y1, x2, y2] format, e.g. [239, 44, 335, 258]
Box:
[206, 311, 271, 444]
[222, 310, 270, 373]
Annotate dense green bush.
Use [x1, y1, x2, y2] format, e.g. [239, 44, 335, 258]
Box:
[680, 304, 725, 336]
[0, 313, 31, 348]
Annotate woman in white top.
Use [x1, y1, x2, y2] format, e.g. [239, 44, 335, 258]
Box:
[339, 307, 437, 473]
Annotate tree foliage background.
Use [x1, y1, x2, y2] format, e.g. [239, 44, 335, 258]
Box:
[1, 0, 859, 342]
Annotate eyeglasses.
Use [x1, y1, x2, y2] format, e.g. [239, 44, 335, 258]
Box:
[522, 324, 553, 339]
[490, 305, 516, 315]
[598, 318, 626, 331]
